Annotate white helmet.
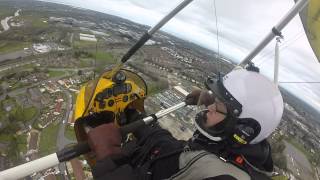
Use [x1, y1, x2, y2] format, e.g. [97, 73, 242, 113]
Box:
[195, 68, 283, 145]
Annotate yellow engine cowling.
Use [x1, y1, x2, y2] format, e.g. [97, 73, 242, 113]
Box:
[72, 68, 147, 166]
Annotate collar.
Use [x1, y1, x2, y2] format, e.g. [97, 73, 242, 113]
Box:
[190, 133, 273, 172]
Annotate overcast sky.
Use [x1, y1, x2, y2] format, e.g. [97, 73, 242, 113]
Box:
[41, 0, 320, 111]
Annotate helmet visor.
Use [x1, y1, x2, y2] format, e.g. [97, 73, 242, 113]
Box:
[204, 73, 242, 117]
[194, 92, 228, 142]
[194, 108, 227, 141]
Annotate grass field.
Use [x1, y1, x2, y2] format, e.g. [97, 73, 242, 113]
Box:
[0, 97, 17, 114]
[24, 106, 37, 121]
[94, 51, 116, 73]
[79, 58, 93, 67]
[39, 123, 59, 156]
[31, 18, 49, 28]
[271, 175, 288, 180]
[48, 70, 66, 78]
[147, 80, 168, 95]
[0, 41, 31, 54]
[65, 125, 76, 141]
[16, 134, 27, 154]
[95, 51, 115, 62]
[0, 133, 11, 142]
[0, 8, 13, 19]
[284, 137, 319, 166]
[73, 40, 97, 48]
[0, 134, 27, 160]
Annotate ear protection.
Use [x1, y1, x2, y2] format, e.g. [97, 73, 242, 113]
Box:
[229, 118, 261, 145]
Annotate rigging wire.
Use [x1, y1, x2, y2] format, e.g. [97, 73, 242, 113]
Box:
[252, 30, 320, 85]
[254, 30, 304, 66]
[213, 0, 221, 73]
[254, 30, 303, 64]
[279, 82, 320, 84]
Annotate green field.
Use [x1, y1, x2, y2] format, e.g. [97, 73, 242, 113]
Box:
[79, 58, 93, 67]
[0, 97, 17, 115]
[0, 96, 37, 121]
[0, 96, 37, 158]
[18, 14, 49, 29]
[48, 70, 66, 78]
[94, 51, 116, 73]
[0, 64, 36, 77]
[65, 125, 76, 141]
[31, 18, 49, 28]
[0, 8, 13, 19]
[0, 133, 11, 142]
[24, 106, 37, 121]
[39, 123, 60, 156]
[147, 82, 162, 95]
[16, 134, 27, 154]
[147, 80, 168, 95]
[95, 51, 115, 62]
[0, 41, 31, 54]
[73, 40, 97, 48]
[285, 137, 320, 165]
[271, 175, 288, 180]
[0, 134, 27, 162]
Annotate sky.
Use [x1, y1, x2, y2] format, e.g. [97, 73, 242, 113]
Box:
[40, 0, 320, 111]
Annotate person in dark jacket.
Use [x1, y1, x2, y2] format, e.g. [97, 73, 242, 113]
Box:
[87, 68, 284, 180]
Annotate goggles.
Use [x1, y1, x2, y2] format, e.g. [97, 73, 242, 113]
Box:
[204, 73, 242, 117]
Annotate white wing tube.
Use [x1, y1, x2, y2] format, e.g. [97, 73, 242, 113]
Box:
[0, 153, 59, 180]
[274, 37, 281, 86]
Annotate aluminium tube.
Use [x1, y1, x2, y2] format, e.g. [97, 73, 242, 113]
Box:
[120, 102, 186, 135]
[143, 102, 186, 124]
[0, 153, 59, 180]
[238, 0, 308, 67]
[274, 38, 280, 86]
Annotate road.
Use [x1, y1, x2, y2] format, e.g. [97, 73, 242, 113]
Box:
[0, 50, 32, 62]
[57, 90, 75, 150]
[0, 9, 20, 33]
[56, 88, 75, 179]
[0, 17, 11, 32]
[0, 60, 37, 72]
[284, 141, 315, 180]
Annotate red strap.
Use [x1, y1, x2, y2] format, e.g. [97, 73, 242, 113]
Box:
[235, 156, 244, 165]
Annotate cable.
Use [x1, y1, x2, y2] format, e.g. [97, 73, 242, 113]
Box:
[213, 0, 221, 72]
[279, 82, 320, 84]
[213, 0, 220, 57]
[255, 30, 304, 66]
[255, 31, 303, 66]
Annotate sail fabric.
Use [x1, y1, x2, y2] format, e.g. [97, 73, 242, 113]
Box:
[298, 0, 320, 62]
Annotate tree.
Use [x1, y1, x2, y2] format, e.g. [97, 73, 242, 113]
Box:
[9, 105, 27, 128]
[33, 66, 41, 73]
[78, 70, 83, 76]
[5, 95, 10, 100]
[0, 86, 4, 95]
[7, 136, 20, 164]
[272, 153, 287, 170]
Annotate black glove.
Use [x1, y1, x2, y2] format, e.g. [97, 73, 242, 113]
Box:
[125, 108, 146, 123]
[185, 89, 215, 106]
[88, 123, 122, 160]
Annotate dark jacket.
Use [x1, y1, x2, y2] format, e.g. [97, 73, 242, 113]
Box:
[92, 124, 273, 180]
